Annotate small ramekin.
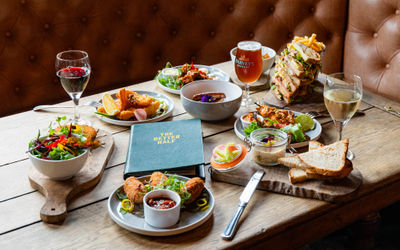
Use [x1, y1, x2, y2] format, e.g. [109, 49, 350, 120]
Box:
[143, 189, 181, 228]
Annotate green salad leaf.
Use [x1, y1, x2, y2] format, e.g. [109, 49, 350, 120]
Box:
[244, 122, 261, 136]
[280, 123, 306, 142]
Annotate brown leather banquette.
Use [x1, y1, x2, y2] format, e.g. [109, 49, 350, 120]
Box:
[344, 0, 400, 103]
[2, 0, 387, 117]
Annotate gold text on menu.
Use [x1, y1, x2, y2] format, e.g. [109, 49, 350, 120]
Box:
[154, 132, 180, 144]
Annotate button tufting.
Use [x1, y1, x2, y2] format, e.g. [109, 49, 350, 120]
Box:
[309, 7, 315, 13]
[115, 9, 123, 16]
[386, 64, 390, 69]
[81, 17, 87, 23]
[373, 33, 378, 38]
[136, 32, 142, 38]
[269, 6, 275, 13]
[29, 55, 36, 62]
[53, 78, 59, 85]
[171, 29, 177, 36]
[20, 0, 26, 5]
[5, 31, 12, 38]
[152, 4, 158, 12]
[44, 23, 51, 30]
[155, 55, 161, 61]
[15, 86, 20, 93]
[209, 31, 216, 37]
[228, 5, 234, 13]
[287, 32, 293, 39]
[190, 4, 196, 11]
[103, 39, 109, 45]
[248, 32, 254, 38]
[67, 46, 73, 50]
[122, 60, 128, 65]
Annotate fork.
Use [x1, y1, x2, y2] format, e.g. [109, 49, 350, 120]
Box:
[33, 100, 101, 111]
[306, 110, 365, 119]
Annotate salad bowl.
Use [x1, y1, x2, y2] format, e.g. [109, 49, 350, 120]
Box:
[28, 142, 89, 180]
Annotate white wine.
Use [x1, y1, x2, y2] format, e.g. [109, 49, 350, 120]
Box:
[324, 89, 361, 122]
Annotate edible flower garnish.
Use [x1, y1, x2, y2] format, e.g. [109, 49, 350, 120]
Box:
[200, 94, 215, 103]
[260, 134, 276, 145]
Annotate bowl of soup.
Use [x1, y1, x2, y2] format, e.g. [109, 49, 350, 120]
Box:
[180, 80, 242, 121]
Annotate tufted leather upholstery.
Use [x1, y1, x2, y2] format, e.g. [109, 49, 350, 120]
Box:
[0, 0, 346, 117]
[344, 0, 400, 102]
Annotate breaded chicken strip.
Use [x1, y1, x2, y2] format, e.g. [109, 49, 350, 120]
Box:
[149, 171, 168, 187]
[183, 177, 204, 204]
[123, 177, 146, 203]
[55, 125, 97, 142]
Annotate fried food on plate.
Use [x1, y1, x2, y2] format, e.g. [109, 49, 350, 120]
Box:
[123, 177, 147, 203]
[184, 177, 205, 203]
[149, 171, 168, 187]
[97, 88, 163, 121]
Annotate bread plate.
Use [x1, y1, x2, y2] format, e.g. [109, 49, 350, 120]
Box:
[107, 175, 214, 236]
[234, 111, 322, 148]
[94, 91, 174, 126]
[156, 64, 229, 95]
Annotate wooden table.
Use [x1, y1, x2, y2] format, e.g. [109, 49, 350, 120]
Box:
[1, 62, 400, 249]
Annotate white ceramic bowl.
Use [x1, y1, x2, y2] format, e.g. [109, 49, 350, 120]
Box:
[143, 189, 181, 228]
[180, 80, 242, 121]
[28, 146, 89, 180]
[230, 46, 276, 73]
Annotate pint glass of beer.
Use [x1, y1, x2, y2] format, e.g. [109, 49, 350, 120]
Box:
[234, 41, 262, 108]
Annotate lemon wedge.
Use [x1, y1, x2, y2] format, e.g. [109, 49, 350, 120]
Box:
[102, 93, 120, 116]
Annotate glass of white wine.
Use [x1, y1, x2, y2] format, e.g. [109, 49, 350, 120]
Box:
[324, 72, 362, 160]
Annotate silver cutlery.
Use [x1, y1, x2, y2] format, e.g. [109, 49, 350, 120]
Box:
[306, 109, 365, 119]
[33, 100, 101, 111]
[221, 170, 265, 240]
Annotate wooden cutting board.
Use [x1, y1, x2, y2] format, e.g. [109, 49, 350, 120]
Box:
[29, 129, 114, 224]
[209, 157, 362, 203]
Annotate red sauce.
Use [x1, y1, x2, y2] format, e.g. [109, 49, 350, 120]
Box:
[147, 197, 176, 209]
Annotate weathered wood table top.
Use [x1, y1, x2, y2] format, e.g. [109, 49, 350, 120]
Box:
[1, 62, 400, 249]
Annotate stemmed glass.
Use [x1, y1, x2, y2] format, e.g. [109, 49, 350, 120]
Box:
[234, 41, 263, 108]
[55, 50, 91, 125]
[324, 72, 362, 160]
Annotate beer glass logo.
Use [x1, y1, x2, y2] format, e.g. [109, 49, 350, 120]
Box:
[235, 57, 255, 69]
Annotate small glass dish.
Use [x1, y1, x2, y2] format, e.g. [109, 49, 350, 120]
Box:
[249, 128, 288, 166]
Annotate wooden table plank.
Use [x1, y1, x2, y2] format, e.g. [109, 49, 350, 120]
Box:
[2, 108, 400, 242]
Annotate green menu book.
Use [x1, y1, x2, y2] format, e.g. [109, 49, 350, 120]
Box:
[124, 119, 205, 179]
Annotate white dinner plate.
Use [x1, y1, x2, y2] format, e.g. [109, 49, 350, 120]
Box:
[94, 90, 174, 126]
[156, 64, 229, 95]
[108, 175, 214, 236]
[234, 111, 322, 148]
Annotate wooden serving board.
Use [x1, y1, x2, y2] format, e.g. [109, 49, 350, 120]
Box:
[210, 157, 362, 203]
[28, 129, 114, 224]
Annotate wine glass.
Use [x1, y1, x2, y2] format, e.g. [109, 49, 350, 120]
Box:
[324, 72, 362, 160]
[234, 41, 263, 108]
[55, 50, 91, 125]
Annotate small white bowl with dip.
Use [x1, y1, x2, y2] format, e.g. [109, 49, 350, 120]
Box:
[249, 128, 288, 166]
[143, 189, 181, 228]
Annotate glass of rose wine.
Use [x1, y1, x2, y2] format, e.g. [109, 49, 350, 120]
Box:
[324, 72, 362, 160]
[55, 50, 91, 125]
[234, 41, 263, 108]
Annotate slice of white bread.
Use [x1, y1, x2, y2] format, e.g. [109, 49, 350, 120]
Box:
[278, 140, 324, 171]
[288, 160, 353, 184]
[288, 168, 308, 183]
[297, 139, 349, 176]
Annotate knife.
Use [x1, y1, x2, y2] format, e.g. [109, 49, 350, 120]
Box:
[221, 170, 265, 240]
